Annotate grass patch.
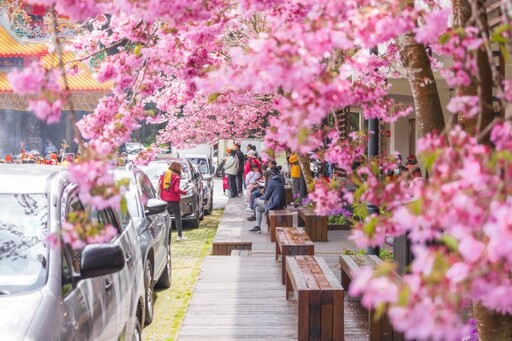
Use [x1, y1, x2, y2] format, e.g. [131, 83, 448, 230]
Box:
[142, 209, 223, 341]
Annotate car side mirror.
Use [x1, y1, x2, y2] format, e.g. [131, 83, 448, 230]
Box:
[146, 198, 168, 215]
[193, 172, 200, 180]
[80, 244, 125, 278]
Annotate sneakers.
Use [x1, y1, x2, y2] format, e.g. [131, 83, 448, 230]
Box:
[245, 207, 253, 212]
[176, 236, 188, 241]
[249, 226, 261, 233]
[247, 215, 256, 221]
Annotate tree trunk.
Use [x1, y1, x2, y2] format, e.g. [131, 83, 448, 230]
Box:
[297, 153, 313, 189]
[473, 302, 512, 341]
[452, 0, 494, 141]
[396, 33, 446, 136]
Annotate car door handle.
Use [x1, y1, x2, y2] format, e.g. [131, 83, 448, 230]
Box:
[105, 279, 113, 291]
[125, 254, 133, 264]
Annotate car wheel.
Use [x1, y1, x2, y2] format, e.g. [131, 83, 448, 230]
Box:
[156, 244, 172, 289]
[188, 216, 200, 228]
[144, 260, 154, 326]
[133, 315, 142, 341]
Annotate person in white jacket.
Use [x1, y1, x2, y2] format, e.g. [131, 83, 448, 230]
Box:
[224, 147, 240, 198]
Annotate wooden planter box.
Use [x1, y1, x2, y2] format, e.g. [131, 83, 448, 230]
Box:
[328, 223, 351, 231]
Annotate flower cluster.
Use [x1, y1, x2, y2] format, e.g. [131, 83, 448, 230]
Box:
[8, 62, 64, 124]
[132, 145, 157, 166]
[350, 126, 512, 339]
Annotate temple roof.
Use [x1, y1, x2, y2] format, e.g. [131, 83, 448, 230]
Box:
[0, 24, 47, 57]
[0, 24, 111, 93]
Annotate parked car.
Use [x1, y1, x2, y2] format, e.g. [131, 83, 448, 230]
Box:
[114, 166, 172, 326]
[0, 164, 145, 340]
[185, 154, 214, 215]
[120, 142, 145, 161]
[139, 158, 205, 228]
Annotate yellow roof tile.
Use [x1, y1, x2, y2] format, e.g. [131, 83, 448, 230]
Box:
[0, 25, 47, 57]
[0, 23, 110, 93]
[41, 52, 111, 92]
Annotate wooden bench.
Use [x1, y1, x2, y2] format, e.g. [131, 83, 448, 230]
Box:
[285, 255, 344, 341]
[297, 207, 328, 241]
[284, 185, 293, 204]
[268, 209, 293, 242]
[276, 227, 315, 284]
[339, 255, 404, 341]
[212, 241, 252, 256]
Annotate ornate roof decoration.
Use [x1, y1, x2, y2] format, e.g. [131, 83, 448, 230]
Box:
[0, 0, 76, 41]
[0, 23, 46, 57]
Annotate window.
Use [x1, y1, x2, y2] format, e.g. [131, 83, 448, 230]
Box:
[137, 173, 156, 208]
[61, 252, 72, 297]
[65, 195, 121, 273]
[67, 195, 84, 273]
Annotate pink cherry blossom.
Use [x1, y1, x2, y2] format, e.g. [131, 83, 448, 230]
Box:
[7, 62, 46, 96]
[415, 9, 451, 44]
[28, 99, 63, 124]
[447, 96, 480, 118]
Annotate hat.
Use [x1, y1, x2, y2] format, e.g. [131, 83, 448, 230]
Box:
[247, 150, 256, 158]
[226, 147, 232, 154]
[288, 155, 298, 163]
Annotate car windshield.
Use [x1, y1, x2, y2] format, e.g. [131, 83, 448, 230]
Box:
[126, 143, 144, 154]
[0, 194, 49, 294]
[187, 158, 209, 175]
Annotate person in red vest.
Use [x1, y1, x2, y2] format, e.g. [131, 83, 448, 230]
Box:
[159, 161, 188, 241]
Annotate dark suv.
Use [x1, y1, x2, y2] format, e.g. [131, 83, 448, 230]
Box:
[0, 164, 145, 339]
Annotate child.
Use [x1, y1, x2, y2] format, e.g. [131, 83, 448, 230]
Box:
[222, 175, 229, 196]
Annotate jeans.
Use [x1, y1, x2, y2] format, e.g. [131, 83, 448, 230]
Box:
[250, 189, 263, 209]
[254, 198, 266, 228]
[291, 177, 300, 197]
[299, 173, 308, 200]
[228, 174, 237, 197]
[166, 201, 183, 237]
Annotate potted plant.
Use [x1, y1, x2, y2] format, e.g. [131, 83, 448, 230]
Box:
[327, 207, 352, 230]
[292, 194, 301, 208]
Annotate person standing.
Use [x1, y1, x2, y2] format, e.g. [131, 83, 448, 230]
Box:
[288, 154, 301, 198]
[234, 143, 245, 194]
[159, 161, 188, 241]
[224, 147, 239, 198]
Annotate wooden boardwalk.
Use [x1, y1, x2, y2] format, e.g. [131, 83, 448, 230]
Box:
[178, 196, 369, 340]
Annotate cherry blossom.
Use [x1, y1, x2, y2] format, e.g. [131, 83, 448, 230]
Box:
[7, 0, 512, 339]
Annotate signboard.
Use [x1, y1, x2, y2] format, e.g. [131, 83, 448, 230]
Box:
[0, 57, 24, 70]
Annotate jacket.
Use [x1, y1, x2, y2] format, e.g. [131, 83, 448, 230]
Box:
[224, 155, 239, 175]
[260, 175, 285, 214]
[159, 173, 187, 202]
[235, 150, 245, 175]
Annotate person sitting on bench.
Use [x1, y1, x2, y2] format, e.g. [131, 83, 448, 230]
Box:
[249, 173, 285, 234]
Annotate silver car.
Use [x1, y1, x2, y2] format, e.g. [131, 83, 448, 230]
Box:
[115, 166, 172, 326]
[0, 164, 145, 340]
